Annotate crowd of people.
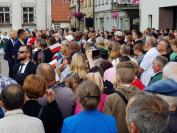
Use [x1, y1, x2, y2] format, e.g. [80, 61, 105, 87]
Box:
[0, 27, 177, 133]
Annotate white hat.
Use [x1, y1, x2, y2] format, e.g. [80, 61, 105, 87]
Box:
[65, 35, 74, 41]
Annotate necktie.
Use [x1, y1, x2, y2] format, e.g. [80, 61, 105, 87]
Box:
[18, 63, 24, 74]
[13, 40, 15, 46]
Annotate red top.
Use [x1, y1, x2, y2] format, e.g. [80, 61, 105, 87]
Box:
[29, 37, 36, 47]
[132, 78, 145, 91]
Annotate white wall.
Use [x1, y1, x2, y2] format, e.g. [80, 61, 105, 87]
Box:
[60, 23, 70, 28]
[11, 0, 22, 30]
[95, 0, 112, 12]
[94, 0, 112, 31]
[0, 0, 52, 32]
[140, 0, 177, 31]
[46, 0, 52, 29]
[36, 0, 47, 30]
[95, 11, 112, 31]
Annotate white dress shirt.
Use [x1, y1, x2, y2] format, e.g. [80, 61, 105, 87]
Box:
[10, 39, 15, 46]
[0, 109, 45, 133]
[19, 60, 30, 74]
[140, 47, 160, 86]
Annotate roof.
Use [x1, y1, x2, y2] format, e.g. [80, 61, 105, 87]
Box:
[51, 0, 71, 23]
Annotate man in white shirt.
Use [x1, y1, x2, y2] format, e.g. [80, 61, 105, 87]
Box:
[139, 37, 160, 86]
[0, 84, 45, 133]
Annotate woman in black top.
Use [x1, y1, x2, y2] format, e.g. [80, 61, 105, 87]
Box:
[22, 74, 63, 133]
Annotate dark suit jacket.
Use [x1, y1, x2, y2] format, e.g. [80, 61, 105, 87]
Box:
[22, 100, 63, 133]
[4, 39, 16, 61]
[13, 61, 37, 85]
[14, 39, 23, 56]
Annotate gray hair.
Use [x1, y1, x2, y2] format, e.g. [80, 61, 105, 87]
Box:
[154, 56, 168, 68]
[163, 62, 177, 82]
[145, 36, 157, 47]
[126, 94, 169, 133]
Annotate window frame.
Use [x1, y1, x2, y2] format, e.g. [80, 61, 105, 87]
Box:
[0, 7, 10, 24]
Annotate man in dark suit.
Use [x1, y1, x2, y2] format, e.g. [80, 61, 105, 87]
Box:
[14, 29, 27, 58]
[4, 31, 17, 78]
[13, 45, 37, 85]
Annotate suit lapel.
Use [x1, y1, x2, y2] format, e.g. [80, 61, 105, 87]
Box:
[24, 61, 31, 74]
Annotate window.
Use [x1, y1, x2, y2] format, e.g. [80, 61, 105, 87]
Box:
[0, 7, 10, 24]
[54, 24, 60, 30]
[148, 15, 152, 28]
[95, 0, 97, 7]
[95, 18, 97, 27]
[84, 0, 87, 7]
[107, 17, 109, 26]
[88, 0, 91, 7]
[98, 0, 100, 6]
[23, 7, 34, 23]
[105, 0, 108, 4]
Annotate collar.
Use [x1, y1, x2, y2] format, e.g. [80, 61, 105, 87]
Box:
[80, 110, 99, 115]
[10, 39, 15, 43]
[19, 39, 24, 45]
[148, 47, 156, 52]
[21, 60, 30, 65]
[5, 109, 24, 117]
[155, 72, 162, 75]
[116, 85, 136, 92]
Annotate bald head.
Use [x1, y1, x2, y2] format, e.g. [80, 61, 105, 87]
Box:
[1, 84, 24, 110]
[10, 30, 17, 40]
[36, 63, 56, 83]
[163, 62, 177, 82]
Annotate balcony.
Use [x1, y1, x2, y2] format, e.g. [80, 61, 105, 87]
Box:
[112, 3, 139, 10]
[112, 0, 139, 10]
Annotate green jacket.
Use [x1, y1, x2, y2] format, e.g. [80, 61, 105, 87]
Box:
[148, 72, 163, 86]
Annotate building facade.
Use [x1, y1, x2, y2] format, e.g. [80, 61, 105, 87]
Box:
[112, 0, 140, 31]
[94, 0, 112, 31]
[51, 0, 71, 30]
[80, 0, 93, 31]
[0, 0, 52, 33]
[140, 0, 177, 31]
[94, 0, 140, 32]
[70, 0, 77, 30]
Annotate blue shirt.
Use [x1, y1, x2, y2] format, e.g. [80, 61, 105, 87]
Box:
[62, 110, 118, 133]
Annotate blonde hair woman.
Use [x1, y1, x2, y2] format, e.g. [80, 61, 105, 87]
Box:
[110, 43, 121, 61]
[86, 72, 104, 91]
[71, 52, 87, 80]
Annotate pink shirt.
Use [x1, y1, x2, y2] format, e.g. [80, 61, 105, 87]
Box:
[103, 67, 116, 84]
[74, 94, 108, 114]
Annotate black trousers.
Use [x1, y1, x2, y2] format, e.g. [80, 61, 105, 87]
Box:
[8, 59, 15, 78]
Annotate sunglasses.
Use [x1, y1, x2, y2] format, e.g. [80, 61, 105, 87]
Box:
[18, 51, 28, 54]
